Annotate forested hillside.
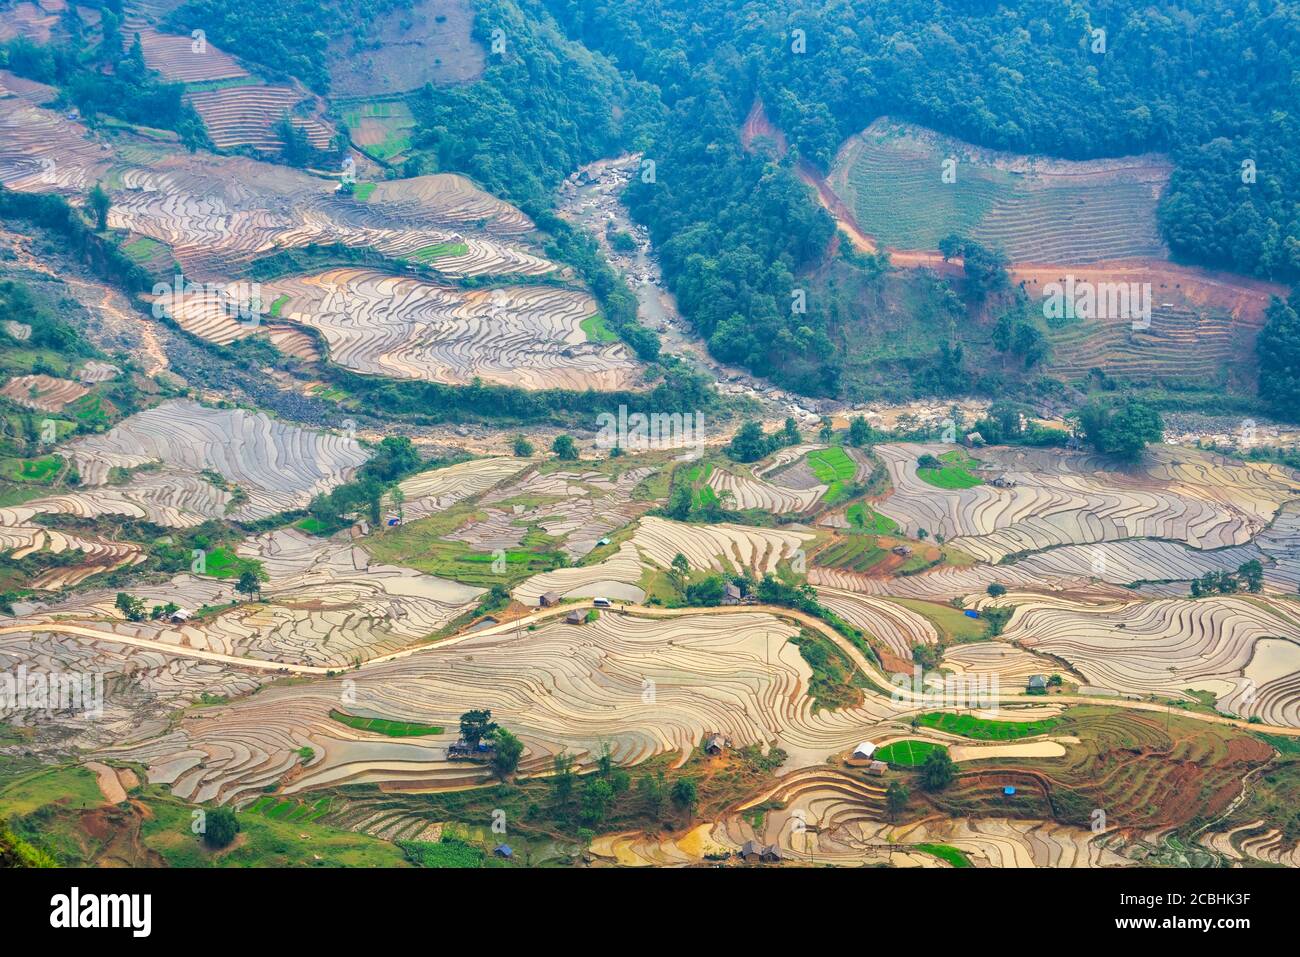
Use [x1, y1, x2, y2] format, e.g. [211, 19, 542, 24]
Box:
[543, 0, 1300, 398]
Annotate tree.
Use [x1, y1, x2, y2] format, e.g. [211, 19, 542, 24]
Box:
[919, 749, 957, 792]
[551, 751, 575, 802]
[115, 592, 145, 622]
[235, 570, 261, 601]
[726, 420, 771, 462]
[88, 181, 110, 231]
[638, 771, 667, 816]
[391, 485, 405, 523]
[202, 807, 239, 848]
[580, 777, 615, 826]
[848, 416, 871, 447]
[1238, 559, 1264, 594]
[552, 434, 578, 460]
[684, 574, 725, 606]
[885, 780, 910, 820]
[1076, 396, 1164, 462]
[491, 728, 524, 779]
[670, 777, 698, 815]
[818, 417, 834, 444]
[459, 709, 498, 748]
[668, 552, 690, 592]
[986, 582, 1007, 597]
[780, 416, 801, 446]
[513, 435, 534, 457]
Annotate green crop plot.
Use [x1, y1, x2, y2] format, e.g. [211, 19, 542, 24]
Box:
[914, 712, 1059, 740]
[330, 710, 445, 737]
[874, 740, 947, 767]
[917, 450, 983, 489]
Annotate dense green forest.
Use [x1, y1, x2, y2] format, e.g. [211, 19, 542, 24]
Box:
[537, 0, 1300, 398]
[407, 0, 658, 210]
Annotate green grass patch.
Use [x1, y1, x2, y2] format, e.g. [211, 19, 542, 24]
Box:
[399, 836, 487, 868]
[411, 241, 469, 263]
[845, 502, 898, 534]
[917, 449, 983, 490]
[352, 182, 377, 202]
[293, 516, 334, 535]
[199, 545, 262, 580]
[268, 294, 289, 318]
[914, 712, 1059, 740]
[580, 313, 619, 343]
[874, 739, 947, 767]
[892, 597, 989, 643]
[121, 236, 165, 263]
[329, 710, 444, 737]
[913, 842, 973, 867]
[813, 533, 888, 572]
[0, 455, 62, 485]
[807, 446, 856, 503]
[365, 508, 566, 587]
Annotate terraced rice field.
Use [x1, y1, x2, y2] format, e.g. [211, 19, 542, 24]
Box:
[872, 442, 1298, 561]
[1046, 301, 1244, 386]
[0, 87, 110, 194]
[342, 101, 416, 163]
[102, 611, 907, 804]
[627, 516, 815, 575]
[0, 374, 90, 412]
[513, 542, 647, 604]
[265, 269, 640, 390]
[0, 522, 145, 588]
[187, 84, 335, 153]
[1000, 594, 1300, 725]
[828, 118, 1169, 263]
[109, 155, 551, 285]
[127, 20, 250, 84]
[390, 457, 530, 521]
[61, 399, 369, 519]
[705, 466, 825, 513]
[815, 587, 939, 658]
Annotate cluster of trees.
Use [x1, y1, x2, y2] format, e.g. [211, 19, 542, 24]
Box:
[304, 435, 427, 528]
[336, 361, 712, 428]
[273, 114, 342, 169]
[725, 417, 801, 463]
[1074, 395, 1165, 462]
[1190, 560, 1264, 598]
[0, 279, 97, 363]
[458, 709, 523, 779]
[939, 236, 1009, 302]
[971, 401, 1069, 448]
